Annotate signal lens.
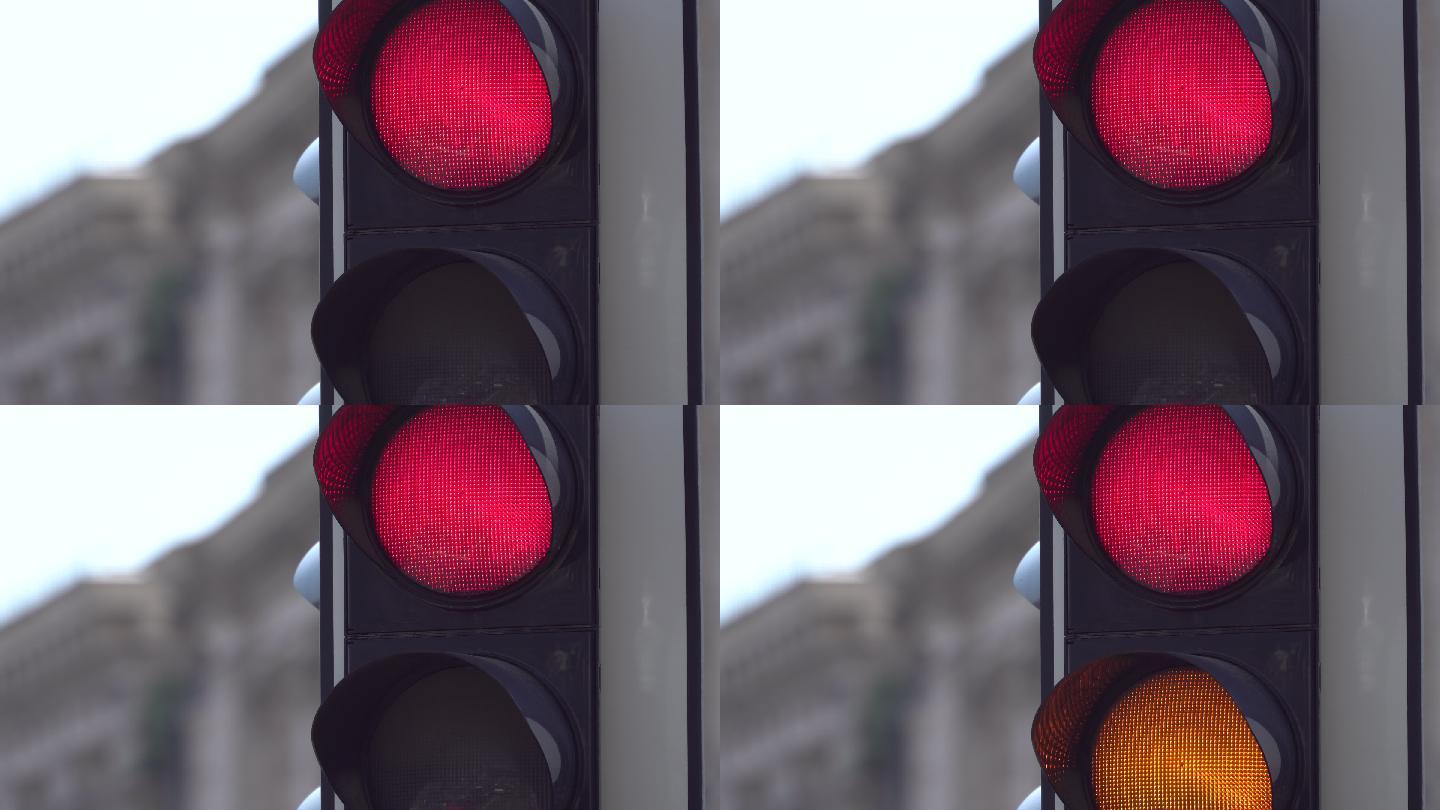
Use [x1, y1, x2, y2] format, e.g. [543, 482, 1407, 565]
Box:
[1091, 406, 1272, 595]
[366, 666, 553, 810]
[1085, 260, 1275, 403]
[1091, 0, 1272, 190]
[370, 406, 552, 595]
[1092, 667, 1272, 809]
[370, 0, 553, 190]
[365, 262, 554, 404]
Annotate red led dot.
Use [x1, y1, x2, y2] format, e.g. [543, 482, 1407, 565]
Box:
[370, 0, 554, 191]
[1091, 406, 1272, 595]
[1090, 0, 1273, 190]
[370, 407, 553, 595]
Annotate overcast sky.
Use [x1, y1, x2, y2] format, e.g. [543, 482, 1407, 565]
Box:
[722, 0, 1036, 212]
[0, 1, 1037, 218]
[0, 408, 317, 624]
[720, 407, 1036, 618]
[0, 1, 316, 220]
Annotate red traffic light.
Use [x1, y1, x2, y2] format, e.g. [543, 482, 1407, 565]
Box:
[1090, 0, 1271, 190]
[316, 404, 573, 600]
[371, 407, 552, 595]
[1091, 406, 1271, 595]
[370, 0, 552, 190]
[315, 0, 573, 196]
[1035, 0, 1294, 195]
[1033, 654, 1295, 810]
[1036, 405, 1293, 600]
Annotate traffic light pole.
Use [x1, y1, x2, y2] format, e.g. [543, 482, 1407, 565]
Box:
[597, 0, 717, 404]
[1316, 407, 1419, 807]
[1314, 0, 1423, 798]
[597, 406, 718, 809]
[1317, 0, 1422, 404]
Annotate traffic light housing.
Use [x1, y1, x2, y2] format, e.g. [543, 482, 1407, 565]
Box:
[305, 0, 713, 801]
[1031, 0, 1316, 404]
[312, 0, 597, 405]
[1029, 0, 1423, 804]
[311, 404, 596, 810]
[315, 0, 591, 215]
[1031, 404, 1317, 808]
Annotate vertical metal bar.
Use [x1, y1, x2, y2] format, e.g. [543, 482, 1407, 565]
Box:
[598, 406, 692, 809]
[1404, 404, 1423, 805]
[1318, 407, 1411, 806]
[1317, 0, 1411, 402]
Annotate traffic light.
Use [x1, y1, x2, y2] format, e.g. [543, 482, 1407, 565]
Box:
[1030, 404, 1316, 808]
[1030, 0, 1316, 404]
[312, 0, 596, 404]
[1026, 0, 1423, 803]
[310, 403, 595, 810]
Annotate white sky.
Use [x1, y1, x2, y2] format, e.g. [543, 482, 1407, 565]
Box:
[0, 408, 317, 624]
[722, 1, 1037, 213]
[0, 1, 1037, 218]
[0, 1, 315, 220]
[720, 407, 1036, 619]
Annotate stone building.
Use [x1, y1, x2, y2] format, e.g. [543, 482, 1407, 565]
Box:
[718, 449, 1039, 810]
[718, 44, 1042, 405]
[0, 449, 319, 810]
[0, 45, 319, 404]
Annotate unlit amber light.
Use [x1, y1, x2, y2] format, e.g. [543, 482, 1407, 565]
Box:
[1092, 667, 1272, 810]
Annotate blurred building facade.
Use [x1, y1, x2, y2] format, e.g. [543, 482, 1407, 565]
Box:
[719, 44, 1041, 404]
[0, 44, 318, 404]
[718, 450, 1039, 810]
[0, 450, 318, 810]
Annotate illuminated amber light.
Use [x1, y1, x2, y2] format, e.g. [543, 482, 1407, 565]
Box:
[1092, 668, 1272, 810]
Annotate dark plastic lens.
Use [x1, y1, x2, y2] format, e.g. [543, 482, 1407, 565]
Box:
[365, 262, 554, 404]
[367, 667, 553, 810]
[1085, 261, 1273, 403]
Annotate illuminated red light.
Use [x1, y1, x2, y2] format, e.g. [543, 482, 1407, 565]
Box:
[369, 0, 553, 191]
[369, 407, 553, 595]
[1090, 0, 1272, 190]
[1091, 405, 1272, 595]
